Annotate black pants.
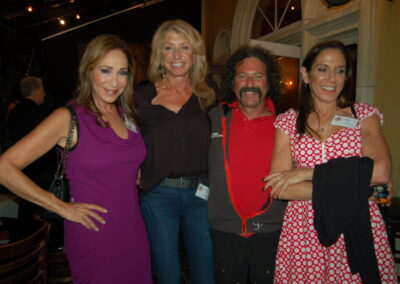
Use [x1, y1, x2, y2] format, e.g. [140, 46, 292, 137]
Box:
[211, 229, 280, 284]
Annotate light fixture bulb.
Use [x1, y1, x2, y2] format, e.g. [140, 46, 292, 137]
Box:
[27, 6, 33, 12]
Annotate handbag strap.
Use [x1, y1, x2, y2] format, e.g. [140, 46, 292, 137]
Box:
[55, 106, 77, 178]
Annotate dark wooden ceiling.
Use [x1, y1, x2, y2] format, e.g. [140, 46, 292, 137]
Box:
[0, 0, 164, 41]
[0, 0, 200, 107]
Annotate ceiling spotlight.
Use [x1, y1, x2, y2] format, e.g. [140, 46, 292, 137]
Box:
[76, 14, 80, 20]
[291, 6, 295, 10]
[59, 18, 66, 25]
[27, 6, 33, 12]
[69, 0, 75, 3]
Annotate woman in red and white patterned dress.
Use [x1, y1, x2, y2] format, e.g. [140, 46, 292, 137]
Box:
[264, 41, 397, 283]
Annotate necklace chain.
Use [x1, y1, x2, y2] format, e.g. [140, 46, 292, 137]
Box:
[318, 112, 336, 132]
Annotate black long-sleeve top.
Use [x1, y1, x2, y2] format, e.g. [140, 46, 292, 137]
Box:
[134, 81, 210, 193]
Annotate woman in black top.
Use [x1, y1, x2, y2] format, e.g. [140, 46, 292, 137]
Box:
[135, 20, 215, 284]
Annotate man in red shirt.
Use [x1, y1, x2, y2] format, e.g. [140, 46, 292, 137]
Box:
[208, 46, 287, 284]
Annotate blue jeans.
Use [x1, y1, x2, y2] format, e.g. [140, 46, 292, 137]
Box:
[141, 182, 214, 284]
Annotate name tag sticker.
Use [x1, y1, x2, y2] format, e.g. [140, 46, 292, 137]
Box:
[195, 183, 210, 201]
[211, 132, 222, 139]
[330, 115, 358, 129]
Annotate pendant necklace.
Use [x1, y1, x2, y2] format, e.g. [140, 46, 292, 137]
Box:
[319, 112, 336, 132]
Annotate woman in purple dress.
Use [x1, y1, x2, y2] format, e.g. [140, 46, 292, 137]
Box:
[0, 34, 152, 284]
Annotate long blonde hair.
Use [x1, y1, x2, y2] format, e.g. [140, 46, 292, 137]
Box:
[75, 34, 137, 125]
[148, 20, 215, 109]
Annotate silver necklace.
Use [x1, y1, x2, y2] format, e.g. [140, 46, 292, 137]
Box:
[319, 112, 336, 132]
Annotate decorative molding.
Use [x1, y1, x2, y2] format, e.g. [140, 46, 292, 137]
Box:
[231, 0, 259, 51]
[213, 25, 232, 64]
[249, 39, 301, 58]
[256, 21, 302, 45]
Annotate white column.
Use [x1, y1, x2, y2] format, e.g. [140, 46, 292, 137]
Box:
[356, 0, 376, 103]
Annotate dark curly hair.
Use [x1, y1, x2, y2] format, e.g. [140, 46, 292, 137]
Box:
[220, 45, 282, 114]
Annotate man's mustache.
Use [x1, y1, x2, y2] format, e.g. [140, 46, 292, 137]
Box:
[239, 87, 263, 98]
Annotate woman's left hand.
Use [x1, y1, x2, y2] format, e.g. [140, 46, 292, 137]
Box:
[59, 200, 108, 231]
[370, 181, 393, 206]
[263, 168, 314, 198]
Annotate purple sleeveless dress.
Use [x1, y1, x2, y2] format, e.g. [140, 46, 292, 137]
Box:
[64, 105, 152, 284]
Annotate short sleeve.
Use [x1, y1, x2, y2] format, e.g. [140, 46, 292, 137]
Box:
[274, 108, 297, 136]
[354, 103, 384, 126]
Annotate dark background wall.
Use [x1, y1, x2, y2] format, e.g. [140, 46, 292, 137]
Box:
[0, 0, 201, 112]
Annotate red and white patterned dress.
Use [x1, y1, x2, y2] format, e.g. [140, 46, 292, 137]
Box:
[273, 103, 397, 284]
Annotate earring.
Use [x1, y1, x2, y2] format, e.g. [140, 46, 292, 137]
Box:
[160, 65, 166, 78]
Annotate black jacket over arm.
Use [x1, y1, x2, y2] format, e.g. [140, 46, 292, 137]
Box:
[313, 157, 381, 284]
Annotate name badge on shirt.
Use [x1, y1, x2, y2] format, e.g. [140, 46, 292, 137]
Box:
[195, 183, 210, 201]
[211, 132, 223, 139]
[124, 114, 137, 133]
[330, 115, 358, 129]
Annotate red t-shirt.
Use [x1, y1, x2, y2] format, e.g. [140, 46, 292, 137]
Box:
[228, 100, 275, 222]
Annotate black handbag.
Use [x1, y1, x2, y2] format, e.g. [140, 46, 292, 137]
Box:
[43, 106, 76, 220]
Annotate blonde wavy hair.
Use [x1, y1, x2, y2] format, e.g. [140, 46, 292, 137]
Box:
[148, 19, 215, 109]
[74, 34, 137, 125]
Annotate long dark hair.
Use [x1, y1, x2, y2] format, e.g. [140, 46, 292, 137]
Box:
[296, 40, 354, 135]
[221, 46, 282, 114]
